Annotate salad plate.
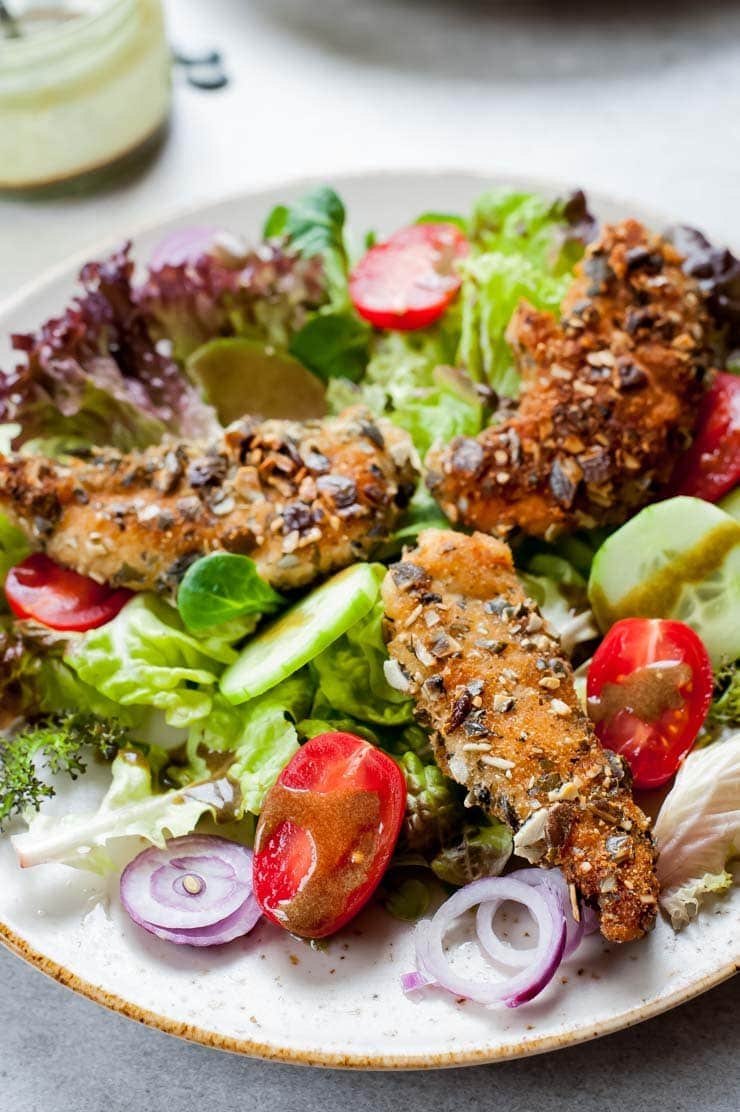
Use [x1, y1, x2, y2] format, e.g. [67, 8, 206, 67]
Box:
[0, 171, 737, 1068]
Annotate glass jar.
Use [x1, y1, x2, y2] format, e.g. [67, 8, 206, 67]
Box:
[0, 0, 171, 193]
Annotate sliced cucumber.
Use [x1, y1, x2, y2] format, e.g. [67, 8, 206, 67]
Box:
[719, 487, 740, 522]
[220, 564, 379, 704]
[588, 496, 740, 666]
[186, 338, 327, 424]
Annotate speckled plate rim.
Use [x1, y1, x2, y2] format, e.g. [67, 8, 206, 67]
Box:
[0, 169, 737, 1069]
[1, 918, 737, 1069]
[0, 166, 677, 323]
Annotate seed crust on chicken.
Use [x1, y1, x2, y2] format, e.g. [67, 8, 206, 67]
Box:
[0, 407, 416, 594]
[382, 529, 660, 943]
[427, 219, 713, 538]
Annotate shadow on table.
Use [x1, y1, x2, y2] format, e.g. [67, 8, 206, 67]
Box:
[251, 0, 740, 84]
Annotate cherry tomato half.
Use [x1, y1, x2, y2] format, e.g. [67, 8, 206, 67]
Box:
[586, 618, 713, 789]
[666, 371, 740, 502]
[253, 732, 407, 938]
[4, 554, 133, 632]
[349, 222, 469, 331]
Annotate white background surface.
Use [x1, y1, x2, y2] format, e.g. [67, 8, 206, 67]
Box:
[1, 0, 739, 1104]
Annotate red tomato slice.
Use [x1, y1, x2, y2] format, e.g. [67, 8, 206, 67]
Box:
[586, 619, 713, 789]
[349, 222, 469, 331]
[253, 732, 407, 938]
[666, 371, 740, 502]
[4, 554, 133, 632]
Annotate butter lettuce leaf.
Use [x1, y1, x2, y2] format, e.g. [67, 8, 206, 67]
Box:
[457, 252, 569, 398]
[228, 673, 314, 813]
[12, 675, 313, 871]
[66, 595, 254, 728]
[184, 672, 314, 814]
[470, 188, 595, 273]
[327, 330, 481, 457]
[309, 591, 415, 727]
[12, 747, 212, 873]
[326, 188, 593, 452]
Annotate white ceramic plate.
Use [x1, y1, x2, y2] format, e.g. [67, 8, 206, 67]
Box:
[0, 172, 737, 1068]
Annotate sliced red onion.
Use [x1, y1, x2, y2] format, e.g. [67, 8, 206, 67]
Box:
[120, 835, 259, 945]
[400, 970, 434, 993]
[149, 226, 219, 269]
[509, 867, 590, 958]
[473, 869, 582, 973]
[138, 891, 262, 947]
[404, 875, 567, 1009]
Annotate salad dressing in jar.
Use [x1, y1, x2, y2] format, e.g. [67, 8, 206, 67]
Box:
[0, 0, 171, 192]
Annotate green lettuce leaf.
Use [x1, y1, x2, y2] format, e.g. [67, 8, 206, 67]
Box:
[11, 676, 313, 871]
[455, 190, 593, 398]
[298, 716, 382, 745]
[0, 617, 138, 725]
[457, 252, 569, 397]
[431, 821, 513, 887]
[12, 747, 212, 872]
[399, 751, 463, 854]
[327, 330, 481, 456]
[183, 672, 315, 814]
[309, 591, 415, 727]
[66, 595, 250, 728]
[36, 655, 142, 722]
[177, 553, 283, 632]
[228, 673, 314, 813]
[470, 188, 589, 273]
[0, 512, 30, 597]
[276, 186, 372, 382]
[325, 188, 591, 452]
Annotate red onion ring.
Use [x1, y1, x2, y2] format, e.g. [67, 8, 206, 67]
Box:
[121, 835, 260, 946]
[404, 874, 570, 1008]
[507, 867, 587, 959]
[400, 970, 433, 993]
[138, 891, 263, 947]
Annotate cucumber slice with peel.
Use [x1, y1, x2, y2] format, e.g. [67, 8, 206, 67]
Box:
[588, 496, 740, 666]
[187, 338, 327, 424]
[220, 564, 379, 704]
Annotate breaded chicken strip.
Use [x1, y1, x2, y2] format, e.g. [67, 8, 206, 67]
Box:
[0, 407, 416, 594]
[427, 220, 712, 538]
[382, 530, 659, 943]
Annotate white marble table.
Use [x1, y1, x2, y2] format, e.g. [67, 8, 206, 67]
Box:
[1, 0, 738, 1102]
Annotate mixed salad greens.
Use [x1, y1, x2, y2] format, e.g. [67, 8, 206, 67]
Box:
[0, 184, 738, 1009]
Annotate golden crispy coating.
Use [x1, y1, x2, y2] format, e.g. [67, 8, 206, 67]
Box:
[427, 219, 712, 538]
[382, 530, 659, 943]
[0, 407, 416, 594]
